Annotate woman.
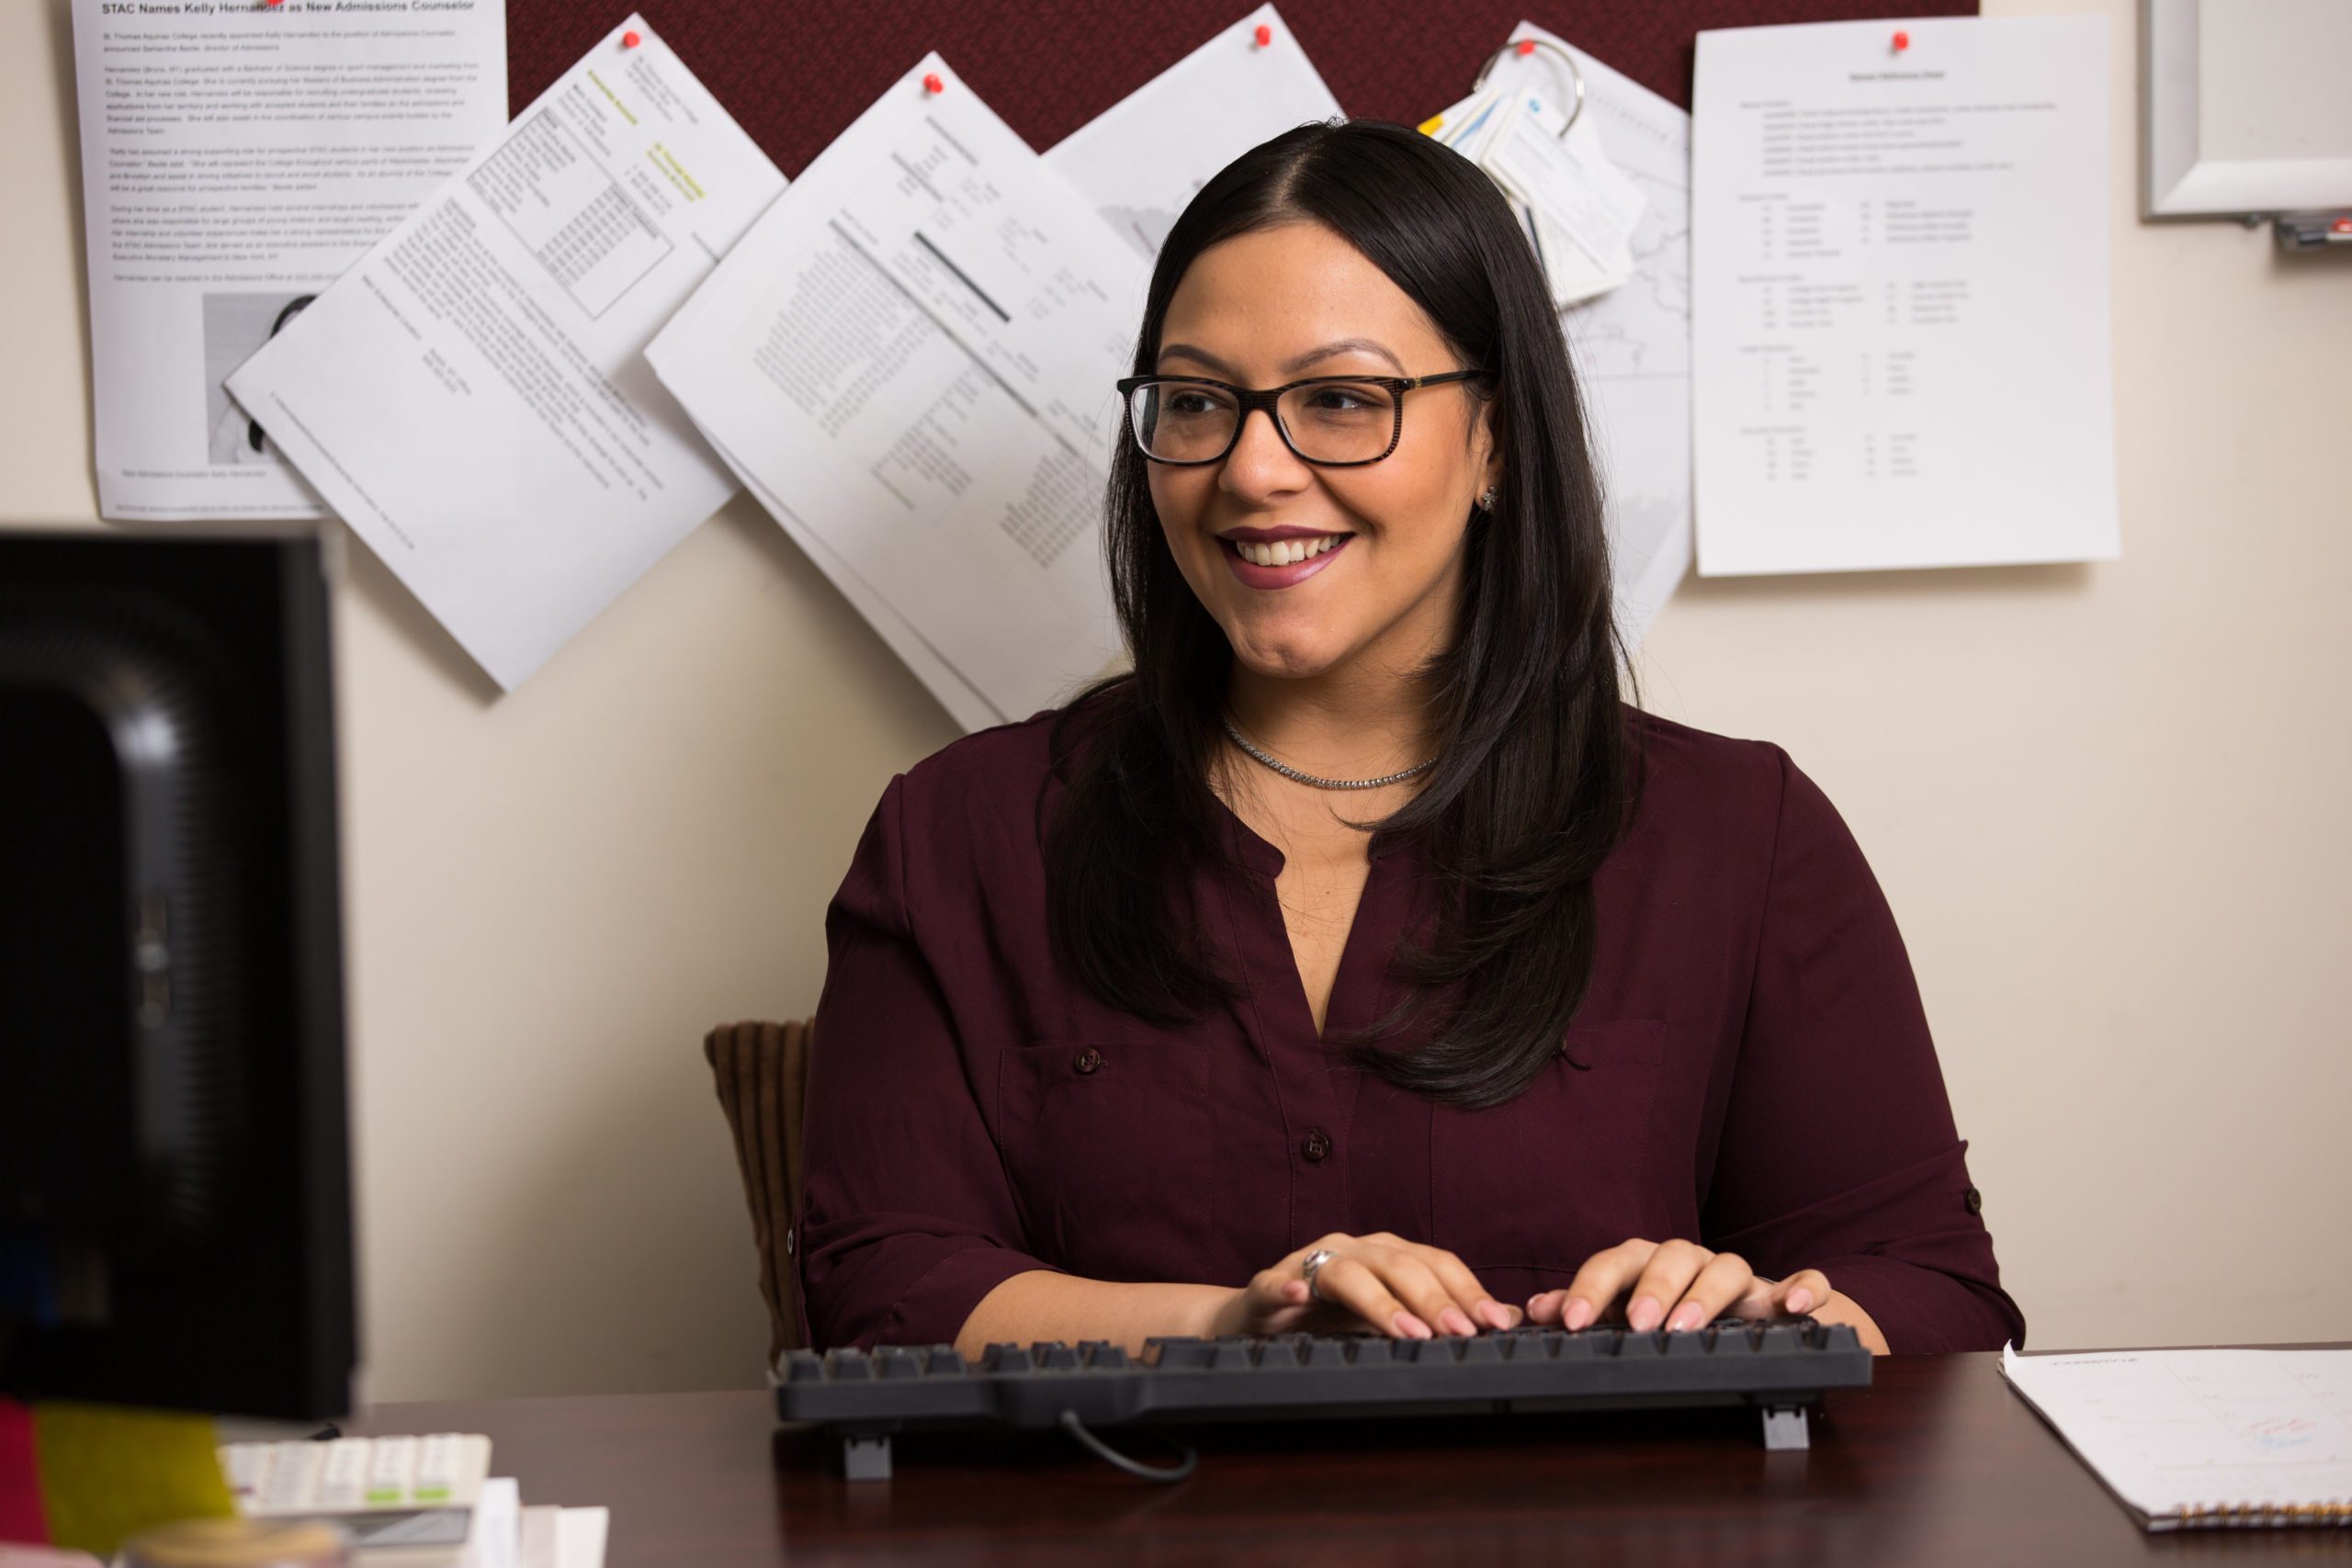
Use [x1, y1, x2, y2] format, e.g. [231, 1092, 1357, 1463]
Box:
[790, 121, 2024, 1359]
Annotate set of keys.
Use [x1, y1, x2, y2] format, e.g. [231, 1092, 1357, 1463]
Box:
[1419, 28, 1647, 307]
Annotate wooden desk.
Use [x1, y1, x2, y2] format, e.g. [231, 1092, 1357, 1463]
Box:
[351, 1350, 2350, 1565]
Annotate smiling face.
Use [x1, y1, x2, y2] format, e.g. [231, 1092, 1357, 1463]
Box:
[1146, 221, 1499, 686]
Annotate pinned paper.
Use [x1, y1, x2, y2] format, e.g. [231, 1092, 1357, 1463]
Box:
[1486, 93, 1636, 297]
[29, 1404, 235, 1558]
[1422, 86, 1645, 306]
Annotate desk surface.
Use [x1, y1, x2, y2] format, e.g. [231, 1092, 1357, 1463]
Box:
[351, 1349, 2352, 1566]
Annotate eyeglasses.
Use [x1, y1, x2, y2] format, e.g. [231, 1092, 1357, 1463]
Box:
[1114, 370, 1490, 468]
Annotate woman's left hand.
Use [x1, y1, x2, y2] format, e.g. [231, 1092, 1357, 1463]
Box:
[1523, 1237, 1879, 1348]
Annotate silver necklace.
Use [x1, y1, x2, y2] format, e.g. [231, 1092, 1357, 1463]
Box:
[1220, 714, 1440, 791]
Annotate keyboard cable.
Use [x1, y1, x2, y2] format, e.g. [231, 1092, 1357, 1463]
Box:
[1056, 1408, 1199, 1483]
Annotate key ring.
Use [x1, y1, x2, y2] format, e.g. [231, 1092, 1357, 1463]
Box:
[1473, 35, 1588, 138]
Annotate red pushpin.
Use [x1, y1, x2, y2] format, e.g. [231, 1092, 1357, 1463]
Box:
[922, 72, 944, 95]
[1253, 23, 1272, 47]
[621, 29, 640, 49]
[264, 0, 283, 7]
[1892, 29, 1910, 51]
[1515, 39, 1536, 56]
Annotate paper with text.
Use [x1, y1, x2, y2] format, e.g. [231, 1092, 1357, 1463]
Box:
[70, 0, 506, 521]
[1044, 5, 1340, 260]
[228, 17, 785, 691]
[1691, 16, 2119, 576]
[2002, 1345, 2352, 1529]
[647, 54, 1145, 731]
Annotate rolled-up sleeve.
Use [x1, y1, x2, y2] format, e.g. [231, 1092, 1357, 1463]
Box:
[1700, 747, 2027, 1354]
[791, 773, 1061, 1352]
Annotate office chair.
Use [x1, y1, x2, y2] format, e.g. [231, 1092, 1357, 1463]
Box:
[704, 1017, 814, 1363]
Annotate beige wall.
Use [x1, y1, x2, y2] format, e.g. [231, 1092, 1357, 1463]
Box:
[5, 0, 2346, 1402]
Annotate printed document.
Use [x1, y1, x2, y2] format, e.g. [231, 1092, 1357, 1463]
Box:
[228, 17, 786, 692]
[70, 0, 506, 521]
[1691, 17, 2120, 575]
[1484, 24, 1695, 649]
[2002, 1344, 2352, 1529]
[648, 54, 1147, 732]
[1044, 5, 1340, 260]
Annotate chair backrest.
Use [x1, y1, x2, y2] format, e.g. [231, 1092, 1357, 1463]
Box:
[703, 1017, 814, 1364]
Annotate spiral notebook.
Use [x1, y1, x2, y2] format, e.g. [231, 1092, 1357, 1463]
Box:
[2000, 1343, 2352, 1529]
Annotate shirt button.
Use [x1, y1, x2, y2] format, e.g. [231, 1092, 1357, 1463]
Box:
[1073, 1048, 1104, 1075]
[1301, 1129, 1331, 1163]
[1963, 1185, 1983, 1215]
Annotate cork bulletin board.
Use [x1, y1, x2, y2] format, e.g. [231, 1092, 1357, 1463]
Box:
[505, 1, 1977, 177]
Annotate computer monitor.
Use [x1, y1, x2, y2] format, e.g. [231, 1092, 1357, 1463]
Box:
[0, 527, 356, 1421]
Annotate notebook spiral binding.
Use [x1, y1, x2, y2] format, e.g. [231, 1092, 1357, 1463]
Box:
[2169, 1499, 2352, 1528]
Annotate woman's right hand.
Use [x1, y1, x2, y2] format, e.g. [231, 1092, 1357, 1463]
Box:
[1208, 1232, 1525, 1340]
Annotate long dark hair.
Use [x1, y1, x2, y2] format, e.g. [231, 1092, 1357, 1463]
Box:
[1042, 119, 1641, 1110]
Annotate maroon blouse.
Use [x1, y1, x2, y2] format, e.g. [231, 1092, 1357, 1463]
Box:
[789, 704, 2025, 1356]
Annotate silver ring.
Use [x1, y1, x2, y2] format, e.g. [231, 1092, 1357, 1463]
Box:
[1299, 1247, 1339, 1304]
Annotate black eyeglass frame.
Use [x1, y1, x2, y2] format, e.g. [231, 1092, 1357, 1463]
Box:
[1114, 369, 1493, 468]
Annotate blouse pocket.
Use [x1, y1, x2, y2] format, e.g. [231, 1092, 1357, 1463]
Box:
[1429, 1017, 1685, 1271]
[994, 1038, 1219, 1282]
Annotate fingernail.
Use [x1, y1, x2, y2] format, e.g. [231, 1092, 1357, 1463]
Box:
[1786, 1287, 1815, 1314]
[1667, 1303, 1704, 1333]
[1477, 1299, 1510, 1330]
[1629, 1296, 1663, 1333]
[1439, 1306, 1476, 1337]
[1394, 1312, 1433, 1339]
[1564, 1297, 1593, 1331]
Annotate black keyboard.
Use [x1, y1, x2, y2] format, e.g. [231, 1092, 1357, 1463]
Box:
[777, 1317, 1871, 1478]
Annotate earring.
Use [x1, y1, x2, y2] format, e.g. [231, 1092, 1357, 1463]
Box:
[1476, 485, 1498, 513]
